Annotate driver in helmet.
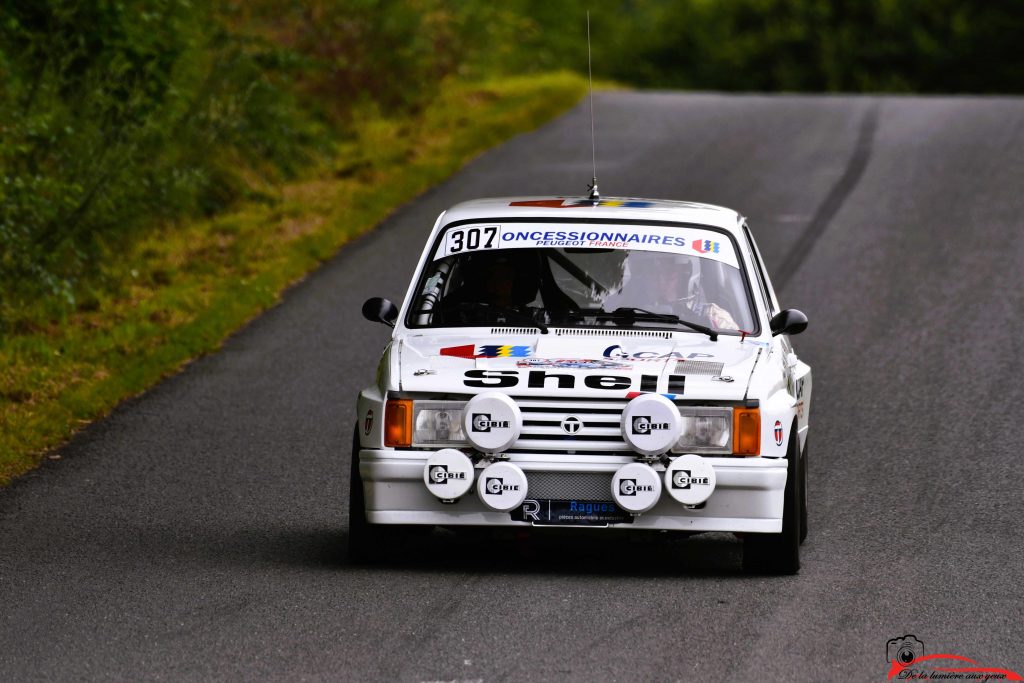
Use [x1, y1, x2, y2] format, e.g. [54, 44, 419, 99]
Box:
[440, 251, 541, 324]
[638, 253, 739, 330]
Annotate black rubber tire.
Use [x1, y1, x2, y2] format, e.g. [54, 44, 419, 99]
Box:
[348, 429, 430, 564]
[348, 428, 384, 564]
[743, 424, 802, 575]
[799, 436, 809, 544]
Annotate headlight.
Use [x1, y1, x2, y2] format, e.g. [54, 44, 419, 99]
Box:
[412, 401, 467, 446]
[672, 407, 733, 454]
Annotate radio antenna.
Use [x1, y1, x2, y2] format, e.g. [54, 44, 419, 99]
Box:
[586, 10, 600, 204]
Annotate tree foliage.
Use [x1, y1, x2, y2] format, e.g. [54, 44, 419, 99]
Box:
[0, 1, 318, 309]
[1, 0, 1020, 319]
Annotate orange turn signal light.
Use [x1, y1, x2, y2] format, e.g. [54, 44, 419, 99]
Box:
[384, 399, 413, 447]
[733, 407, 760, 456]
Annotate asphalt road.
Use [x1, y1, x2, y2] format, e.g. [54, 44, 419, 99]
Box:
[2, 93, 1023, 682]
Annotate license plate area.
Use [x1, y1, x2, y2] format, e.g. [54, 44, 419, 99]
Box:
[510, 499, 634, 526]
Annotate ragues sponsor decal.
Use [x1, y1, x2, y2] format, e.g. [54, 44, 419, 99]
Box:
[512, 499, 633, 525]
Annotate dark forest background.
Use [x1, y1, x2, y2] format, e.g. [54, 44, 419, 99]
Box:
[2, 0, 1022, 308]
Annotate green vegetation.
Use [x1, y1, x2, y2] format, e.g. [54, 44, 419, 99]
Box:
[599, 0, 1024, 93]
[2, 0, 1018, 483]
[0, 72, 588, 483]
[5, 1, 1018, 311]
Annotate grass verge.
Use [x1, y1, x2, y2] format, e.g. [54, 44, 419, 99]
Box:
[0, 72, 588, 485]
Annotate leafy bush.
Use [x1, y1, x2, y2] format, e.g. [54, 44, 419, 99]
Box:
[0, 0, 517, 319]
[0, 1, 319, 318]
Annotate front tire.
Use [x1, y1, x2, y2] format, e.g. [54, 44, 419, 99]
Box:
[743, 425, 802, 575]
[799, 436, 809, 544]
[348, 429, 384, 564]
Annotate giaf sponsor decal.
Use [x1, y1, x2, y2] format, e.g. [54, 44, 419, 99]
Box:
[441, 344, 532, 359]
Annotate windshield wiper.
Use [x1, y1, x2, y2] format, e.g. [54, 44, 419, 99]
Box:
[606, 307, 718, 341]
[445, 302, 549, 333]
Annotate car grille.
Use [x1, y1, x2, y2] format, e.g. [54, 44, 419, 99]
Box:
[674, 360, 724, 376]
[509, 396, 633, 454]
[525, 471, 614, 500]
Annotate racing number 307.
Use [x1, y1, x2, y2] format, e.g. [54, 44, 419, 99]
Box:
[449, 226, 498, 253]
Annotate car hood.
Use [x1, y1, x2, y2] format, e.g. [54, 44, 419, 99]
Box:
[396, 331, 765, 400]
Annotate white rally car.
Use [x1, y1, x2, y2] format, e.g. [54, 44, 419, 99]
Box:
[354, 196, 812, 573]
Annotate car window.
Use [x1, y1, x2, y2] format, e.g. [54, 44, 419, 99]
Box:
[742, 223, 777, 315]
[408, 223, 758, 335]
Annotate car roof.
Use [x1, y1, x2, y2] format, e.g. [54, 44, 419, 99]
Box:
[440, 196, 743, 232]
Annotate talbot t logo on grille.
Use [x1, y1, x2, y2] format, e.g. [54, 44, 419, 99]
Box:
[561, 416, 583, 435]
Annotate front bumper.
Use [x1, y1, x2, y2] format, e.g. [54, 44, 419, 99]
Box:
[358, 450, 788, 533]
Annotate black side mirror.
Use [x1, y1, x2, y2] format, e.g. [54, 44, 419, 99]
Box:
[770, 309, 808, 337]
[362, 297, 398, 328]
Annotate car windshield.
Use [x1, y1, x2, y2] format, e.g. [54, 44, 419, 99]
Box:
[407, 224, 758, 335]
